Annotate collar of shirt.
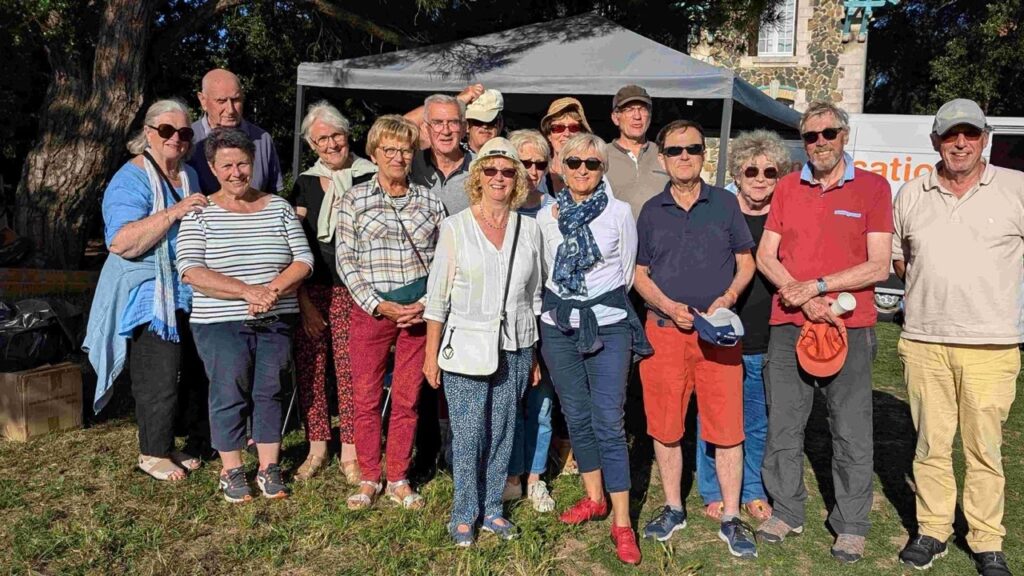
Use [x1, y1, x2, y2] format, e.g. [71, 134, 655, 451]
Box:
[371, 174, 422, 204]
[199, 116, 252, 138]
[924, 161, 995, 194]
[611, 139, 653, 162]
[800, 152, 856, 187]
[423, 148, 472, 181]
[657, 180, 710, 210]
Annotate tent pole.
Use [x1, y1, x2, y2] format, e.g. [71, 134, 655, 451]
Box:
[716, 97, 733, 187]
[292, 84, 306, 178]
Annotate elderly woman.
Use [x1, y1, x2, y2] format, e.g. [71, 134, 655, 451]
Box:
[539, 97, 593, 194]
[84, 98, 209, 482]
[695, 129, 790, 522]
[290, 101, 377, 482]
[422, 137, 543, 546]
[336, 115, 446, 511]
[499, 129, 557, 513]
[177, 127, 314, 503]
[537, 133, 651, 565]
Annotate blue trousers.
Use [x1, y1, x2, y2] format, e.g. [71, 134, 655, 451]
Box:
[696, 353, 769, 504]
[445, 348, 531, 530]
[508, 375, 555, 477]
[540, 321, 632, 493]
[192, 317, 294, 452]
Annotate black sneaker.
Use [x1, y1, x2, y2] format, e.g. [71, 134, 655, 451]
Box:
[974, 552, 1012, 576]
[899, 535, 947, 570]
[219, 466, 252, 504]
[256, 464, 290, 499]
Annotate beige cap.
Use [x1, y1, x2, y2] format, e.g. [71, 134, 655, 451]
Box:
[466, 89, 504, 122]
[540, 97, 593, 134]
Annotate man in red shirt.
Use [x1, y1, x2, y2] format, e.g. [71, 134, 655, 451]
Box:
[755, 101, 893, 564]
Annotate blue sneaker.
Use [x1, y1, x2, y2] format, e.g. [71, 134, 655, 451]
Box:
[642, 505, 687, 541]
[219, 466, 252, 504]
[719, 517, 758, 558]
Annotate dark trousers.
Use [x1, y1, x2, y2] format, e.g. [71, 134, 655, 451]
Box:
[129, 312, 209, 457]
[541, 320, 632, 493]
[192, 317, 295, 452]
[761, 324, 876, 536]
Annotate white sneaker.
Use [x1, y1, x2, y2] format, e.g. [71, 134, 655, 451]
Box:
[527, 480, 556, 513]
[502, 480, 523, 502]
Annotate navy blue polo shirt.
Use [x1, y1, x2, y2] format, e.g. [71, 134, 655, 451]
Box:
[636, 181, 755, 311]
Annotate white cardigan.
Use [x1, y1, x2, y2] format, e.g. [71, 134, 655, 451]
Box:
[424, 208, 544, 351]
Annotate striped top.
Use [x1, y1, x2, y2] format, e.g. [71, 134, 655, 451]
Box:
[335, 175, 446, 315]
[176, 195, 314, 324]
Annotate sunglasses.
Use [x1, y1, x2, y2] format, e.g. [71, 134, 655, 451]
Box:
[549, 123, 582, 134]
[939, 126, 984, 143]
[482, 167, 517, 178]
[801, 127, 843, 144]
[564, 157, 602, 170]
[522, 160, 549, 171]
[743, 166, 779, 179]
[662, 144, 706, 157]
[148, 124, 194, 141]
[468, 118, 500, 129]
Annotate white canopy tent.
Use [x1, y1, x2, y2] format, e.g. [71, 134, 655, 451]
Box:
[293, 12, 801, 186]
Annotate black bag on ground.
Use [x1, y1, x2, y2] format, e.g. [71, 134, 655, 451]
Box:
[0, 298, 84, 372]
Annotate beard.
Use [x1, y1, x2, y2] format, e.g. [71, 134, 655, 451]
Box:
[809, 147, 842, 173]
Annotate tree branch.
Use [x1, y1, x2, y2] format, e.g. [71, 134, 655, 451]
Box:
[298, 1, 415, 48]
[149, 0, 250, 61]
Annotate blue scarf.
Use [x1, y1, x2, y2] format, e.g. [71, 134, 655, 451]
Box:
[142, 155, 193, 342]
[552, 182, 608, 296]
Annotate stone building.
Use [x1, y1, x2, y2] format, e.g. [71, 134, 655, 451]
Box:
[690, 0, 896, 113]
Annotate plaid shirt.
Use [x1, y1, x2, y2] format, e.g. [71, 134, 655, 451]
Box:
[335, 175, 446, 314]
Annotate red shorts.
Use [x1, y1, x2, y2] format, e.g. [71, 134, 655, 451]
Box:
[639, 316, 744, 446]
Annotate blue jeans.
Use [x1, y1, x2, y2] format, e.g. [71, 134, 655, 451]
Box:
[540, 321, 632, 493]
[696, 353, 768, 504]
[192, 317, 295, 452]
[508, 375, 555, 476]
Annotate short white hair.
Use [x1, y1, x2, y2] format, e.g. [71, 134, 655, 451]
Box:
[126, 98, 192, 155]
[560, 133, 608, 169]
[423, 94, 465, 123]
[508, 129, 551, 161]
[300, 100, 351, 143]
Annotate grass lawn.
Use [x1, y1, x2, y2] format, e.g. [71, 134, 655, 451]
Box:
[1, 322, 1021, 575]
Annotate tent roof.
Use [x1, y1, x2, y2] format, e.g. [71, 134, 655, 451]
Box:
[296, 12, 800, 128]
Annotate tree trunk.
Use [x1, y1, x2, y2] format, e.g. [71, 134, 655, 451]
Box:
[14, 0, 157, 269]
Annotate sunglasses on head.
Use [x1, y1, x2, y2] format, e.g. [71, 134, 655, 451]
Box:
[743, 166, 779, 179]
[662, 144, 706, 157]
[148, 124, 194, 141]
[801, 127, 843, 144]
[482, 167, 517, 178]
[522, 160, 549, 171]
[564, 157, 602, 170]
[549, 123, 582, 134]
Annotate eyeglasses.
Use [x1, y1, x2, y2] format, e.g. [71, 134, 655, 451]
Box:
[564, 157, 602, 170]
[939, 126, 984, 143]
[549, 123, 582, 134]
[312, 132, 348, 148]
[148, 124, 194, 142]
[467, 118, 500, 129]
[380, 146, 415, 159]
[615, 104, 649, 115]
[482, 167, 517, 178]
[801, 127, 844, 144]
[662, 144, 706, 157]
[428, 119, 462, 131]
[743, 166, 779, 179]
[243, 314, 279, 330]
[522, 160, 549, 171]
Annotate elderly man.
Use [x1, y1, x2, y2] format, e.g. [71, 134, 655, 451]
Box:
[464, 89, 504, 153]
[635, 119, 758, 558]
[755, 101, 892, 564]
[605, 85, 669, 220]
[187, 69, 283, 194]
[894, 99, 1023, 576]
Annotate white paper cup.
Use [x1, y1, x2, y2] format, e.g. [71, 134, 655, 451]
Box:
[831, 292, 857, 316]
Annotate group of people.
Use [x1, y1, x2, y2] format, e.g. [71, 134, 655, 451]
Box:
[82, 66, 1022, 576]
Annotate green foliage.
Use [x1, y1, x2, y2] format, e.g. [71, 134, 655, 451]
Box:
[866, 0, 1024, 115]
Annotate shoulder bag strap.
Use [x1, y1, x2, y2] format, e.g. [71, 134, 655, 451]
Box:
[389, 202, 429, 276]
[142, 150, 183, 203]
[499, 213, 522, 322]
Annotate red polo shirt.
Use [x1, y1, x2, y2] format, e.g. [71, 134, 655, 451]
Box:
[764, 162, 893, 328]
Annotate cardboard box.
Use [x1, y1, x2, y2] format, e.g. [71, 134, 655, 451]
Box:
[0, 362, 83, 441]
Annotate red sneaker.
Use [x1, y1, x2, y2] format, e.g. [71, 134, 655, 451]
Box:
[559, 496, 608, 525]
[610, 524, 642, 565]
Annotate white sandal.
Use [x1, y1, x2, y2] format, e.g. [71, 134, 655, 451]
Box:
[170, 450, 201, 471]
[346, 481, 382, 510]
[137, 455, 186, 481]
[385, 480, 426, 510]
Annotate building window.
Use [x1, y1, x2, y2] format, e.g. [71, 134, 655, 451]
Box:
[758, 0, 797, 56]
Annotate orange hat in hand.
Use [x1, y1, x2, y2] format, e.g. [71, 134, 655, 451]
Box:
[796, 321, 848, 378]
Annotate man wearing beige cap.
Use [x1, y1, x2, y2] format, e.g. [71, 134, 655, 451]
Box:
[606, 85, 669, 220]
[465, 89, 504, 154]
[894, 98, 1023, 576]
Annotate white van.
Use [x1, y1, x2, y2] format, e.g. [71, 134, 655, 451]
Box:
[845, 114, 1024, 318]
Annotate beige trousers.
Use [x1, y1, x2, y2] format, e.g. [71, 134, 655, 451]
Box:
[898, 338, 1019, 552]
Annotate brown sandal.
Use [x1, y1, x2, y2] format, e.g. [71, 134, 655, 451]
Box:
[340, 459, 361, 485]
[294, 453, 327, 481]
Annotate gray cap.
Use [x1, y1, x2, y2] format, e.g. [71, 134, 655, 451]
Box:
[932, 98, 990, 136]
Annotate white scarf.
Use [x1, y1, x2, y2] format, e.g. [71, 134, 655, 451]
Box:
[301, 155, 377, 243]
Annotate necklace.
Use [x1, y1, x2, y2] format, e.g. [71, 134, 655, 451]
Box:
[477, 206, 509, 230]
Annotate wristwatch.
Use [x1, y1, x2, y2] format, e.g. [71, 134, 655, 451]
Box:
[816, 277, 828, 296]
